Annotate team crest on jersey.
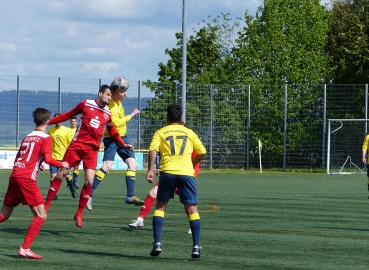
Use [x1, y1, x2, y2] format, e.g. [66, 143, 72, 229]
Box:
[104, 113, 108, 119]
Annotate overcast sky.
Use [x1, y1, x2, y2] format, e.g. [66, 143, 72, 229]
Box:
[0, 0, 331, 83]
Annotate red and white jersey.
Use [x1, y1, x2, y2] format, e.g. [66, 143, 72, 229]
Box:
[10, 130, 53, 181]
[66, 100, 113, 149]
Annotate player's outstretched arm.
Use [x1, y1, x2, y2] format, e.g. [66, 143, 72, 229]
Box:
[48, 102, 83, 125]
[44, 153, 69, 168]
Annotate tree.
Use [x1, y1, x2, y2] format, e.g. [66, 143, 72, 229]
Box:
[232, 0, 330, 167]
[141, 14, 248, 168]
[327, 0, 369, 84]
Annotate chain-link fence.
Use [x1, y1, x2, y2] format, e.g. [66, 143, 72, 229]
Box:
[0, 75, 367, 171]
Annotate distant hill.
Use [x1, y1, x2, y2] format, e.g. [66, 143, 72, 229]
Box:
[0, 90, 152, 146]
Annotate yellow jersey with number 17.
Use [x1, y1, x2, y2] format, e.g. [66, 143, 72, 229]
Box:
[149, 124, 206, 176]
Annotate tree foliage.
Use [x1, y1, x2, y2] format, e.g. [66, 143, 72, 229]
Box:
[327, 0, 369, 84]
[231, 0, 330, 166]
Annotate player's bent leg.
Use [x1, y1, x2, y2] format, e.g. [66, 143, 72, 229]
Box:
[129, 185, 158, 227]
[0, 205, 15, 222]
[75, 169, 95, 227]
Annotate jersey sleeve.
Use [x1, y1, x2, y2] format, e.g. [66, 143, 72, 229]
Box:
[192, 134, 206, 156]
[363, 135, 369, 151]
[149, 131, 161, 152]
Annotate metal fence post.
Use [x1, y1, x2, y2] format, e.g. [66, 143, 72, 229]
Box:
[58, 77, 61, 112]
[365, 84, 368, 173]
[16, 75, 20, 147]
[283, 84, 287, 171]
[138, 80, 141, 149]
[322, 84, 327, 172]
[209, 84, 213, 168]
[246, 84, 251, 170]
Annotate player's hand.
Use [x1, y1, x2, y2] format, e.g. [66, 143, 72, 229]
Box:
[147, 171, 155, 183]
[155, 169, 160, 177]
[39, 162, 46, 171]
[130, 109, 140, 118]
[61, 161, 69, 168]
[123, 144, 134, 150]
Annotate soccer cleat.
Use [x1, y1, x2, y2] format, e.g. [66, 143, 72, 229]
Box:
[67, 181, 77, 198]
[125, 196, 145, 206]
[129, 219, 144, 228]
[18, 246, 42, 259]
[187, 228, 192, 234]
[86, 197, 93, 211]
[191, 246, 201, 258]
[74, 213, 83, 228]
[70, 186, 77, 198]
[74, 183, 79, 189]
[150, 242, 162, 257]
[52, 195, 58, 200]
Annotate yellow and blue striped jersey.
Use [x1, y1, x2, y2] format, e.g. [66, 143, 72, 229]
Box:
[48, 125, 71, 160]
[103, 99, 131, 138]
[149, 124, 206, 176]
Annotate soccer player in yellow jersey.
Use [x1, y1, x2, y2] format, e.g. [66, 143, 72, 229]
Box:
[147, 104, 206, 259]
[362, 133, 369, 198]
[86, 77, 143, 210]
[68, 117, 80, 189]
[48, 113, 76, 198]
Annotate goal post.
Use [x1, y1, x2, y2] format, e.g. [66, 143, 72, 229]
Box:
[327, 119, 369, 175]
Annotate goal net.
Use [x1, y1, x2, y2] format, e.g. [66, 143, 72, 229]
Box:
[327, 119, 369, 175]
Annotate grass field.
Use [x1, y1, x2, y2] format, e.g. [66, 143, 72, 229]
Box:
[0, 171, 369, 269]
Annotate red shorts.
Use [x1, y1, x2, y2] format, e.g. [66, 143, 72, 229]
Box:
[4, 177, 44, 208]
[64, 142, 99, 170]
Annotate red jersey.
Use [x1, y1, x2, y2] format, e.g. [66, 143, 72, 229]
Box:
[49, 100, 113, 150]
[10, 130, 53, 181]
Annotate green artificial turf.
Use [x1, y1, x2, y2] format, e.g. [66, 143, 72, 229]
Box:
[0, 171, 368, 269]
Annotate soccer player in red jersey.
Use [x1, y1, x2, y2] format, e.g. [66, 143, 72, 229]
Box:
[43, 85, 133, 228]
[0, 108, 69, 259]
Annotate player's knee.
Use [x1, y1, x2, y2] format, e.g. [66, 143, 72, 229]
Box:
[148, 186, 158, 198]
[126, 158, 138, 171]
[102, 163, 112, 172]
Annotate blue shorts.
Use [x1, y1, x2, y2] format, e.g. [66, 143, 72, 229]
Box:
[157, 172, 198, 204]
[50, 161, 70, 175]
[102, 136, 135, 162]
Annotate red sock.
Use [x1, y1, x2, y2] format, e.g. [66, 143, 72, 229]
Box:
[0, 214, 4, 223]
[44, 178, 63, 210]
[22, 216, 44, 249]
[77, 184, 92, 215]
[138, 195, 155, 219]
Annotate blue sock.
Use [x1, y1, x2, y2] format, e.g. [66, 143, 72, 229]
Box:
[126, 170, 136, 197]
[153, 215, 164, 244]
[72, 172, 78, 186]
[90, 168, 106, 196]
[189, 219, 201, 247]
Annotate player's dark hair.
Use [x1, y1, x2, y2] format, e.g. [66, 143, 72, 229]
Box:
[33, 108, 51, 126]
[71, 116, 77, 121]
[167, 104, 182, 122]
[54, 113, 61, 118]
[99, 84, 110, 94]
